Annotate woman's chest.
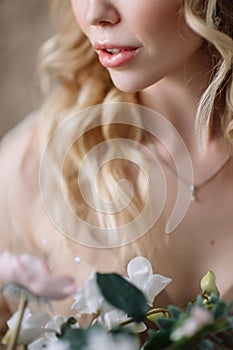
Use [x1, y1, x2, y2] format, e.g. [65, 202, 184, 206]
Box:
[149, 191, 233, 306]
[31, 179, 233, 314]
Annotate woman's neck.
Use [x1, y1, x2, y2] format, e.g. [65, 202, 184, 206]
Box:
[139, 46, 213, 149]
[138, 48, 230, 178]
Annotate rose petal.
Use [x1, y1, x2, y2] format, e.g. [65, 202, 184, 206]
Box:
[145, 274, 172, 304]
[72, 274, 104, 314]
[127, 256, 153, 287]
[28, 338, 51, 350]
[0, 252, 76, 300]
[45, 315, 68, 339]
[7, 308, 50, 345]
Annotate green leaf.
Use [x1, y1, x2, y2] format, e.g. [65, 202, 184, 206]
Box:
[110, 327, 138, 347]
[197, 339, 216, 350]
[143, 329, 172, 350]
[59, 327, 88, 350]
[168, 305, 184, 321]
[157, 317, 175, 330]
[227, 300, 233, 313]
[208, 293, 219, 305]
[96, 273, 148, 322]
[213, 300, 228, 320]
[209, 333, 223, 345]
[186, 301, 194, 314]
[220, 332, 233, 347]
[59, 324, 118, 350]
[227, 316, 233, 329]
[196, 295, 205, 307]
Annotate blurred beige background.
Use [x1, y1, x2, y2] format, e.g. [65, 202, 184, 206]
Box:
[0, 0, 52, 139]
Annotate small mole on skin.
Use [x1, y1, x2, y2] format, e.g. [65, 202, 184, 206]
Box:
[210, 240, 215, 246]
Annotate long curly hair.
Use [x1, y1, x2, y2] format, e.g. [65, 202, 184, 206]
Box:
[38, 0, 233, 247]
[184, 0, 233, 137]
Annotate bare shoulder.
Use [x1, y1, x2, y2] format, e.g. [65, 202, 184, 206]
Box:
[0, 112, 39, 170]
[0, 112, 41, 252]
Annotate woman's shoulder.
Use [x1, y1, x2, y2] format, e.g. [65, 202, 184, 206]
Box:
[0, 112, 39, 166]
[0, 112, 41, 199]
[0, 112, 41, 251]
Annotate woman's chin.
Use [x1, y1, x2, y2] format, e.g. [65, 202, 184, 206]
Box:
[109, 72, 160, 94]
[110, 80, 142, 94]
[108, 72, 145, 94]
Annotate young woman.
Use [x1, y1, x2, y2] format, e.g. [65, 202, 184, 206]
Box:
[0, 0, 232, 335]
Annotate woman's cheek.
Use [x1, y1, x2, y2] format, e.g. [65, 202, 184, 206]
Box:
[70, 1, 88, 35]
[127, 2, 182, 44]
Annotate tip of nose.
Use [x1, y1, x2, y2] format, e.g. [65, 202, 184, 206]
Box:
[86, 6, 120, 26]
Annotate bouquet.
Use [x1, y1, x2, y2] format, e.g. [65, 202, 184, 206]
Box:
[0, 252, 233, 350]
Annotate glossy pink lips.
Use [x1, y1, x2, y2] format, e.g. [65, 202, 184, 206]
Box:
[95, 45, 139, 68]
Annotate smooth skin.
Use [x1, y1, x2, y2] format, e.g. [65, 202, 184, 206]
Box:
[0, 1, 233, 336]
[70, 0, 233, 304]
[71, 0, 202, 92]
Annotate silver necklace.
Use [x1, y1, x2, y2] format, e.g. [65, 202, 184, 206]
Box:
[186, 154, 231, 201]
[155, 152, 231, 202]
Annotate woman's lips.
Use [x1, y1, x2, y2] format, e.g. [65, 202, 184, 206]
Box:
[94, 45, 139, 68]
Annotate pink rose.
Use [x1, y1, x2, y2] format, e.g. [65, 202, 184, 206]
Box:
[0, 251, 76, 299]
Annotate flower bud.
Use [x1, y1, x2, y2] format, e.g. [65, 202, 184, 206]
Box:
[200, 271, 220, 297]
[147, 311, 167, 323]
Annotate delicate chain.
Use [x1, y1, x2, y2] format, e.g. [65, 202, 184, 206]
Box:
[191, 154, 231, 188]
[153, 149, 231, 201]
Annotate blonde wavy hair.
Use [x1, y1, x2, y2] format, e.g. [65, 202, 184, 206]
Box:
[184, 0, 233, 137]
[38, 0, 233, 247]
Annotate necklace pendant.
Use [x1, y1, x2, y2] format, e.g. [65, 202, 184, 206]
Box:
[190, 184, 197, 202]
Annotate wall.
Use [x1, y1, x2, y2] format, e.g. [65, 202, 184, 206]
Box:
[0, 0, 52, 139]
